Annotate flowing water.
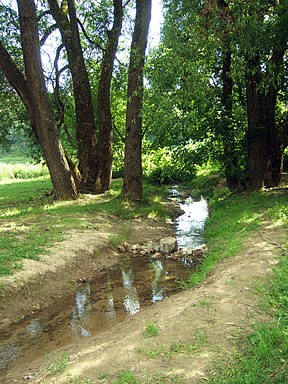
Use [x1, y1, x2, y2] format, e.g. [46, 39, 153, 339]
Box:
[0, 191, 208, 375]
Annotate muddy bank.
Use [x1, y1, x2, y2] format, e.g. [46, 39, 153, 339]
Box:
[2, 222, 284, 384]
[0, 215, 176, 331]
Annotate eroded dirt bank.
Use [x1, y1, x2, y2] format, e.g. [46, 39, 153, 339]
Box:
[1, 216, 285, 383]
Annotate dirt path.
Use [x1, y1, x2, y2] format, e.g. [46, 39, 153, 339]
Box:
[1, 218, 284, 384]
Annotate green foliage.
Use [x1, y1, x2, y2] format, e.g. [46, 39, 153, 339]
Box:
[142, 146, 197, 184]
[112, 371, 139, 384]
[0, 161, 173, 275]
[143, 323, 160, 337]
[0, 161, 48, 180]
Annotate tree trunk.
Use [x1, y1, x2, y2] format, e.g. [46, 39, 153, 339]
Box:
[263, 48, 285, 187]
[48, 0, 98, 193]
[245, 58, 266, 190]
[95, 0, 123, 194]
[15, 0, 77, 200]
[221, 42, 239, 190]
[263, 89, 282, 187]
[122, 0, 151, 201]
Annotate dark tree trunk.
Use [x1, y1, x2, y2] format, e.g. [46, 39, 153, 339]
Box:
[264, 49, 285, 187]
[48, 0, 98, 193]
[11, 0, 78, 200]
[221, 42, 239, 190]
[122, 0, 151, 201]
[263, 89, 282, 187]
[217, 0, 239, 190]
[95, 0, 123, 194]
[246, 61, 266, 190]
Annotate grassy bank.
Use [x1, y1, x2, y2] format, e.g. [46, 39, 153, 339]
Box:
[0, 175, 173, 277]
[1, 153, 288, 382]
[202, 188, 288, 384]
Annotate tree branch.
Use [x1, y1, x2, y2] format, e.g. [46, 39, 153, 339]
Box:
[40, 23, 58, 46]
[76, 17, 106, 52]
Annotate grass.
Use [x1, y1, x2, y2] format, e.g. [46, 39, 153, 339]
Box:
[142, 322, 160, 337]
[206, 251, 288, 384]
[46, 353, 69, 376]
[100, 371, 184, 384]
[136, 331, 208, 360]
[0, 160, 173, 277]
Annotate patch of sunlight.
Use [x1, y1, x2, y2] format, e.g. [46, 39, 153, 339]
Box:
[148, 210, 159, 219]
[238, 212, 260, 226]
[152, 195, 162, 203]
[0, 223, 29, 233]
[1, 207, 22, 218]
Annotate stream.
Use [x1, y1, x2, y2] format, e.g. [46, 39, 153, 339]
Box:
[0, 191, 209, 375]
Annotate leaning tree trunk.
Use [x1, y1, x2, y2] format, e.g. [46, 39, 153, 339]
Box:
[48, 0, 98, 193]
[95, 0, 123, 194]
[16, 0, 77, 200]
[245, 57, 266, 190]
[122, 0, 151, 201]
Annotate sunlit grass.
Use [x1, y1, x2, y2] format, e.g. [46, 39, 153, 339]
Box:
[0, 167, 172, 276]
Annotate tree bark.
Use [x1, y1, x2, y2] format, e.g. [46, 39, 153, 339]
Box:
[264, 48, 286, 187]
[221, 41, 240, 190]
[217, 0, 239, 190]
[122, 0, 151, 201]
[95, 0, 123, 194]
[245, 56, 266, 190]
[5, 0, 78, 200]
[48, 0, 98, 193]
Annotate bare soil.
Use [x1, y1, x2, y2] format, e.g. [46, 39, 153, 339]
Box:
[0, 212, 285, 383]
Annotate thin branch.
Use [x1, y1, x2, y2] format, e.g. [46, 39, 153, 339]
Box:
[37, 9, 52, 22]
[77, 17, 106, 52]
[113, 121, 125, 142]
[40, 23, 58, 46]
[124, 0, 133, 7]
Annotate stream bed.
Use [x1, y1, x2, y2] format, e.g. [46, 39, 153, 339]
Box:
[0, 192, 209, 375]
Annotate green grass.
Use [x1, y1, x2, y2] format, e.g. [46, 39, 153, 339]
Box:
[112, 371, 140, 384]
[183, 189, 288, 289]
[46, 353, 69, 376]
[0, 168, 173, 277]
[208, 254, 288, 383]
[195, 189, 288, 383]
[142, 322, 160, 337]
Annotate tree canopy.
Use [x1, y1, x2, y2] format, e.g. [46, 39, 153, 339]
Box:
[0, 0, 288, 199]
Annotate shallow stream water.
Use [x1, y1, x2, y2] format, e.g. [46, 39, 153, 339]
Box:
[0, 191, 209, 375]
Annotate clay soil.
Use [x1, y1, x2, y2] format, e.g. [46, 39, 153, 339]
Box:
[0, 213, 285, 384]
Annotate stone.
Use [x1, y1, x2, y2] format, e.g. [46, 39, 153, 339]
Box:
[123, 242, 132, 253]
[131, 244, 139, 251]
[159, 237, 178, 254]
[151, 252, 162, 259]
[117, 245, 126, 253]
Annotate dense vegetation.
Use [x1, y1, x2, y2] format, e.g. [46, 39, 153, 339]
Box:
[1, 1, 288, 382]
[1, 0, 288, 200]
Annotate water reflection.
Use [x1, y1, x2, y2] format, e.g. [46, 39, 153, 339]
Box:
[151, 260, 164, 302]
[122, 268, 141, 315]
[0, 342, 19, 370]
[106, 274, 116, 320]
[26, 320, 43, 337]
[70, 283, 92, 337]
